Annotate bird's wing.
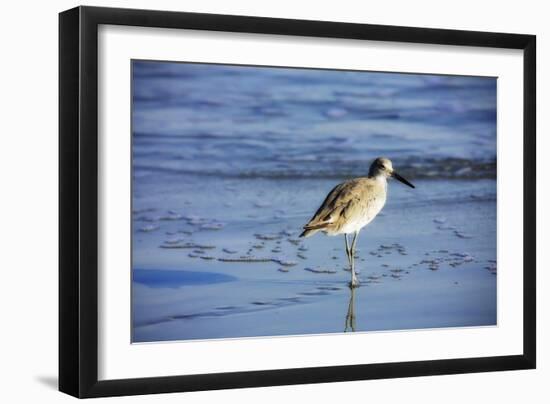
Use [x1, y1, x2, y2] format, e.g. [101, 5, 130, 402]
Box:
[303, 179, 365, 229]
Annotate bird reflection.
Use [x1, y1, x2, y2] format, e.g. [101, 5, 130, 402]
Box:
[344, 285, 357, 332]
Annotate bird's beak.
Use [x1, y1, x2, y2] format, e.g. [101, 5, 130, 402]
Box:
[392, 171, 415, 188]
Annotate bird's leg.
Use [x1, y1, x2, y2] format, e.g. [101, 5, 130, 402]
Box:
[344, 286, 356, 332]
[351, 230, 359, 258]
[344, 234, 352, 269]
[350, 230, 360, 287]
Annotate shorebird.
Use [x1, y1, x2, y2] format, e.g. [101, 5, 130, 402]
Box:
[300, 157, 415, 288]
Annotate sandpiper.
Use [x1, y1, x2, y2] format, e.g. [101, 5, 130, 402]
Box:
[300, 157, 415, 288]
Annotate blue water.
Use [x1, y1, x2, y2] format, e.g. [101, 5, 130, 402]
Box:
[131, 60, 497, 343]
[132, 61, 496, 180]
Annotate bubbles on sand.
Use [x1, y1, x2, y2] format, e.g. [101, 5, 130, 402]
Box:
[423, 260, 440, 271]
[181, 214, 204, 225]
[160, 242, 216, 249]
[159, 213, 184, 221]
[134, 208, 231, 241]
[141, 201, 493, 317]
[200, 222, 226, 230]
[451, 252, 474, 262]
[135, 215, 158, 223]
[433, 216, 473, 239]
[453, 230, 473, 239]
[279, 229, 295, 237]
[370, 243, 408, 258]
[273, 259, 298, 267]
[132, 207, 156, 215]
[416, 250, 480, 271]
[254, 233, 282, 241]
[139, 224, 159, 232]
[163, 237, 185, 244]
[304, 267, 337, 274]
[365, 275, 382, 284]
[287, 238, 301, 246]
[217, 256, 273, 263]
[177, 214, 227, 232]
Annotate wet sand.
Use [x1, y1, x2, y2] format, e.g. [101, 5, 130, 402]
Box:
[132, 177, 496, 342]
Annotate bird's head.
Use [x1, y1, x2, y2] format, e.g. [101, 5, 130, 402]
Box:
[369, 157, 415, 188]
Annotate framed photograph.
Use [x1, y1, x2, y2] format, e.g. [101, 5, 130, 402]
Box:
[59, 6, 536, 398]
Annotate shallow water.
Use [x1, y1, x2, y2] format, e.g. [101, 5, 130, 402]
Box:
[131, 61, 497, 343]
[133, 61, 496, 180]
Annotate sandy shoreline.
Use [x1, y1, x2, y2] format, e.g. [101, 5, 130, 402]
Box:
[131, 177, 496, 342]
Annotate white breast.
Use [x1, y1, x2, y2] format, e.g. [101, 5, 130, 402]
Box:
[339, 194, 386, 234]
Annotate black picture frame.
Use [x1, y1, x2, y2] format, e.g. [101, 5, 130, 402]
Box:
[59, 5, 536, 398]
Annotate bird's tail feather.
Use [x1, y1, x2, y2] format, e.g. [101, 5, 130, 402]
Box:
[299, 228, 319, 238]
[299, 222, 328, 238]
